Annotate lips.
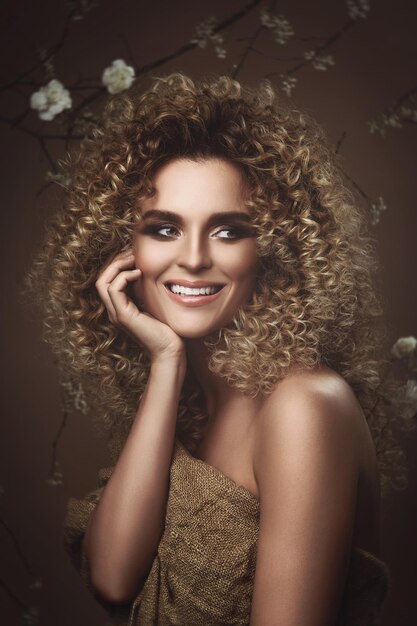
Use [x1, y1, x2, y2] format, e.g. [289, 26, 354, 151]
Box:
[163, 280, 226, 307]
[164, 279, 225, 289]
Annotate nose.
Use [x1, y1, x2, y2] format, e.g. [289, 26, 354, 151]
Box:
[176, 231, 213, 272]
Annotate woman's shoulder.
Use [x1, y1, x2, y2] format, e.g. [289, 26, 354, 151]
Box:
[259, 363, 364, 426]
[253, 365, 381, 547]
[254, 364, 375, 481]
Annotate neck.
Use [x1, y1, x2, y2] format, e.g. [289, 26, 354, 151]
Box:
[184, 336, 242, 420]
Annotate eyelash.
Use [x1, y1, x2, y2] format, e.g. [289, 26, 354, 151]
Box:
[143, 223, 249, 241]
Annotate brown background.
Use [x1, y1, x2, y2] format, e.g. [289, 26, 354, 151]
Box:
[1, 0, 416, 624]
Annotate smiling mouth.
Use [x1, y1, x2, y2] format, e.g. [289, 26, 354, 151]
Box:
[165, 283, 225, 296]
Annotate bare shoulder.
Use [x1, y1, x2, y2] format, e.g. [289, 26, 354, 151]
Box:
[250, 365, 372, 623]
[264, 364, 363, 416]
[253, 364, 369, 489]
[253, 364, 381, 556]
[257, 364, 364, 437]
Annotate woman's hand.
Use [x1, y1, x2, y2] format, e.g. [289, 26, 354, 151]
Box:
[95, 250, 185, 365]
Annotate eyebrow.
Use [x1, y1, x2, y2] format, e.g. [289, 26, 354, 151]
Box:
[141, 209, 252, 225]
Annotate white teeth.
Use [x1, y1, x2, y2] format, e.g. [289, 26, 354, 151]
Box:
[168, 284, 221, 296]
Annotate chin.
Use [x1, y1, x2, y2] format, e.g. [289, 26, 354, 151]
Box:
[170, 324, 220, 340]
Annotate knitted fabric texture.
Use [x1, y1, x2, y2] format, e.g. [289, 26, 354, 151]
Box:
[63, 439, 391, 626]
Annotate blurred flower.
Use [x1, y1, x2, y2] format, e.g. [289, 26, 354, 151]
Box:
[347, 0, 371, 19]
[280, 75, 297, 96]
[29, 577, 43, 591]
[45, 171, 72, 190]
[191, 17, 226, 58]
[260, 10, 294, 45]
[47, 465, 64, 487]
[22, 606, 39, 625]
[397, 379, 417, 421]
[67, 0, 99, 21]
[369, 112, 402, 136]
[215, 44, 226, 59]
[30, 80, 72, 121]
[60, 373, 88, 414]
[304, 50, 335, 71]
[192, 16, 217, 48]
[102, 59, 135, 94]
[400, 105, 412, 117]
[370, 196, 387, 225]
[386, 113, 402, 128]
[392, 336, 417, 359]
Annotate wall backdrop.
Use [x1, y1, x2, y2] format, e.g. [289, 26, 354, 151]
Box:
[1, 0, 416, 624]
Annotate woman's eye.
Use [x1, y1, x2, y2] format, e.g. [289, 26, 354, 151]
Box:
[157, 226, 178, 238]
[141, 223, 253, 240]
[143, 223, 179, 238]
[213, 227, 243, 240]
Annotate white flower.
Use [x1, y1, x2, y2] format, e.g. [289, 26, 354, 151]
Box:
[30, 80, 72, 121]
[400, 105, 412, 117]
[46, 171, 72, 189]
[370, 196, 387, 225]
[22, 606, 39, 625]
[398, 379, 417, 420]
[191, 17, 227, 58]
[47, 465, 64, 487]
[102, 59, 135, 95]
[260, 11, 294, 45]
[29, 577, 43, 590]
[60, 375, 88, 414]
[304, 50, 335, 71]
[260, 10, 274, 28]
[215, 45, 226, 59]
[191, 16, 217, 47]
[401, 106, 417, 122]
[368, 117, 385, 136]
[369, 111, 402, 137]
[281, 75, 297, 97]
[392, 336, 417, 358]
[347, 0, 371, 20]
[386, 113, 402, 128]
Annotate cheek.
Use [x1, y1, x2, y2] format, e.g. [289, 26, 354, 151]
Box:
[133, 238, 169, 275]
[222, 241, 258, 283]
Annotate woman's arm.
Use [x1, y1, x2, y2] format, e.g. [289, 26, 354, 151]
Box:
[83, 250, 187, 604]
[250, 373, 361, 626]
[83, 356, 185, 605]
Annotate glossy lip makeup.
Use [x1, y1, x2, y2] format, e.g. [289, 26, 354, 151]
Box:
[163, 280, 226, 307]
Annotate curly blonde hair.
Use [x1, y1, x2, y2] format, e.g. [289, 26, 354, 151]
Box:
[27, 72, 405, 494]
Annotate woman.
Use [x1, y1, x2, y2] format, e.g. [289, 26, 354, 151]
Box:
[30, 73, 393, 625]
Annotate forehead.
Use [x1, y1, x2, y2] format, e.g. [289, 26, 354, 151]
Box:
[141, 158, 250, 216]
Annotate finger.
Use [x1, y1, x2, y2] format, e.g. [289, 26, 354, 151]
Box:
[98, 251, 135, 284]
[96, 253, 136, 319]
[107, 269, 142, 321]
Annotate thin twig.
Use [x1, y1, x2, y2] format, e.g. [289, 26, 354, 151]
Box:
[0, 575, 28, 610]
[335, 130, 347, 155]
[232, 25, 264, 79]
[136, 0, 262, 77]
[248, 47, 303, 63]
[39, 138, 58, 172]
[49, 410, 68, 477]
[231, 0, 277, 79]
[0, 518, 36, 577]
[266, 18, 355, 78]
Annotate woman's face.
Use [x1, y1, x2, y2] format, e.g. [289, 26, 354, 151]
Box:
[132, 158, 258, 339]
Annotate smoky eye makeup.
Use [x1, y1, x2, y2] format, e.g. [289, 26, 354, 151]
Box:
[141, 221, 255, 241]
